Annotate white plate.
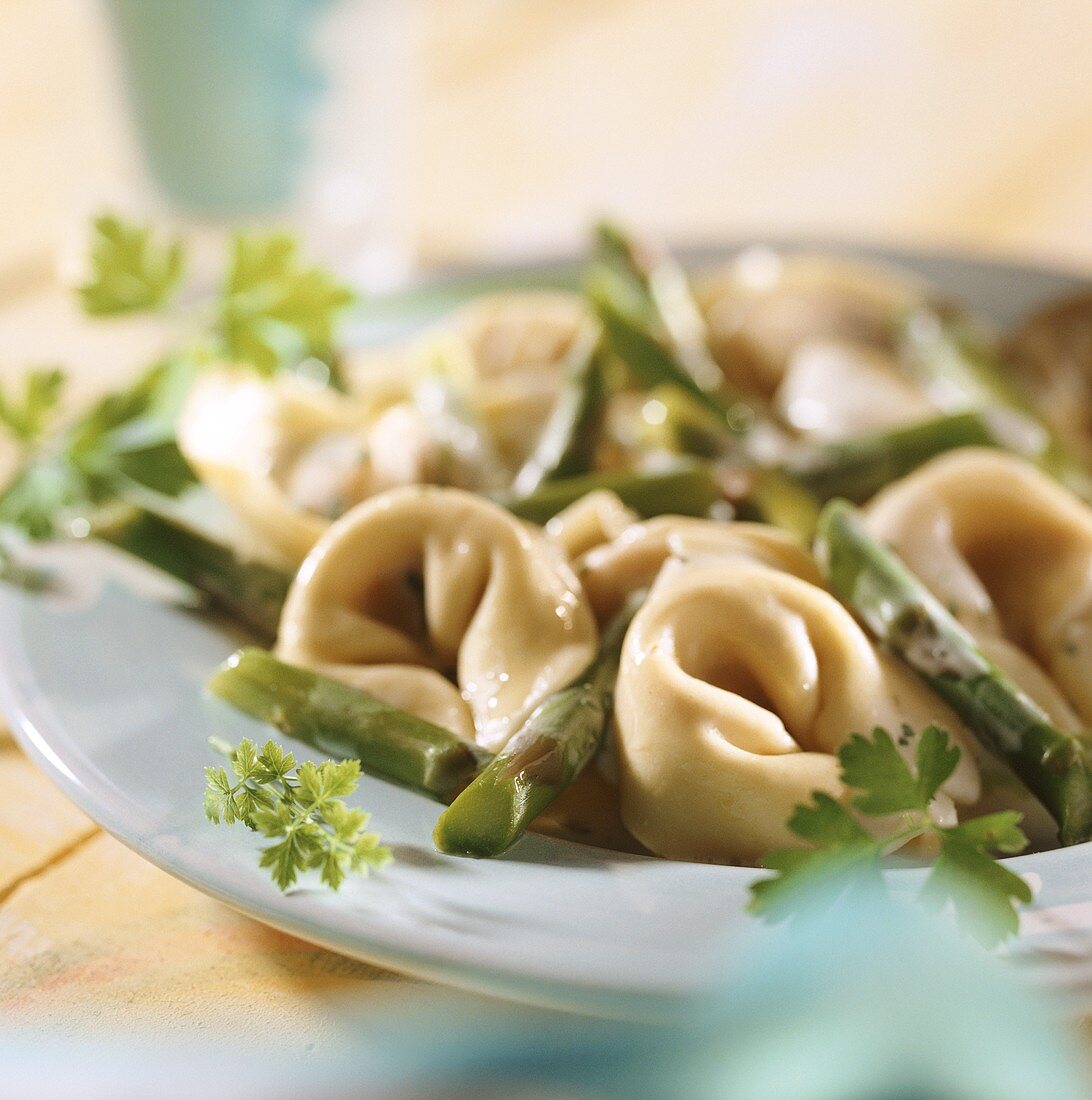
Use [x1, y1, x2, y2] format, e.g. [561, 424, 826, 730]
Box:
[2, 244, 1092, 1018]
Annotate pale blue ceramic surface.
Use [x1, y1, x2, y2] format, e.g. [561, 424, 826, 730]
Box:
[1, 244, 1091, 1018]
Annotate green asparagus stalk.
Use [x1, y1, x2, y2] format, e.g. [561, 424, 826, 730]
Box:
[637, 383, 737, 459]
[640, 397, 993, 535]
[740, 468, 822, 542]
[95, 504, 290, 640]
[785, 410, 997, 504]
[741, 411, 999, 537]
[898, 307, 1092, 501]
[498, 461, 723, 525]
[588, 222, 752, 433]
[207, 647, 488, 799]
[434, 592, 644, 857]
[595, 222, 724, 390]
[817, 499, 1092, 846]
[511, 324, 607, 495]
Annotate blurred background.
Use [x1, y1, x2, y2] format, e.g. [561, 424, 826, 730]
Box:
[5, 0, 1092, 400]
[5, 0, 1092, 284]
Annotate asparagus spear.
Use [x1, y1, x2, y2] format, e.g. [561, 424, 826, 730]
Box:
[785, 410, 997, 504]
[898, 307, 1092, 501]
[498, 461, 723, 525]
[817, 499, 1092, 846]
[207, 647, 488, 799]
[739, 468, 822, 542]
[511, 324, 607, 496]
[741, 413, 994, 539]
[595, 222, 724, 389]
[95, 504, 290, 640]
[643, 392, 993, 535]
[588, 222, 752, 433]
[434, 592, 643, 857]
[637, 384, 737, 459]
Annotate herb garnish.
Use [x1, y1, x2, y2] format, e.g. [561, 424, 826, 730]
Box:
[203, 737, 392, 891]
[219, 231, 357, 379]
[0, 356, 198, 539]
[78, 215, 185, 316]
[0, 214, 358, 543]
[0, 367, 66, 445]
[749, 726, 1032, 946]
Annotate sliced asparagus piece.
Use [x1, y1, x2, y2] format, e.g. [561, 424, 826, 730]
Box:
[512, 324, 607, 496]
[207, 647, 488, 799]
[898, 307, 1092, 501]
[595, 222, 725, 392]
[740, 468, 822, 542]
[741, 411, 998, 538]
[498, 461, 723, 525]
[434, 592, 643, 857]
[95, 504, 290, 640]
[817, 499, 1092, 846]
[637, 383, 738, 459]
[588, 222, 752, 433]
[786, 410, 997, 504]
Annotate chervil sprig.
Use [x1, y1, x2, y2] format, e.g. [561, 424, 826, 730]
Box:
[749, 725, 1033, 947]
[78, 214, 185, 316]
[203, 737, 392, 891]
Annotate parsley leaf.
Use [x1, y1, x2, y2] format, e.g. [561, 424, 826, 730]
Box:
[749, 794, 882, 918]
[0, 367, 66, 445]
[0, 218, 358, 544]
[922, 826, 1034, 947]
[839, 724, 959, 815]
[913, 724, 963, 807]
[749, 839, 883, 919]
[749, 726, 1031, 946]
[203, 737, 392, 892]
[219, 231, 356, 377]
[0, 356, 198, 539]
[786, 791, 873, 847]
[944, 810, 1028, 854]
[78, 215, 185, 316]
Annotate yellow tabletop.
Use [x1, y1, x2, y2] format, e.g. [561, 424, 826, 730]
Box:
[2, 0, 1092, 1053]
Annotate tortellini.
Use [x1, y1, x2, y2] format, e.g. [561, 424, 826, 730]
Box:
[544, 491, 639, 562]
[864, 448, 1092, 727]
[181, 294, 592, 568]
[577, 513, 821, 621]
[350, 291, 590, 471]
[613, 556, 981, 865]
[1009, 292, 1092, 467]
[276, 486, 598, 752]
[774, 340, 935, 441]
[178, 370, 444, 567]
[694, 251, 934, 440]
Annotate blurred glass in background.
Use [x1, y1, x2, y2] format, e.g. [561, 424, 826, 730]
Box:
[103, 0, 414, 288]
[107, 0, 324, 215]
[4, 2, 1092, 287]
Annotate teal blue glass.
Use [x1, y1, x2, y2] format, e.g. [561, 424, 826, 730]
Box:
[106, 0, 329, 214]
